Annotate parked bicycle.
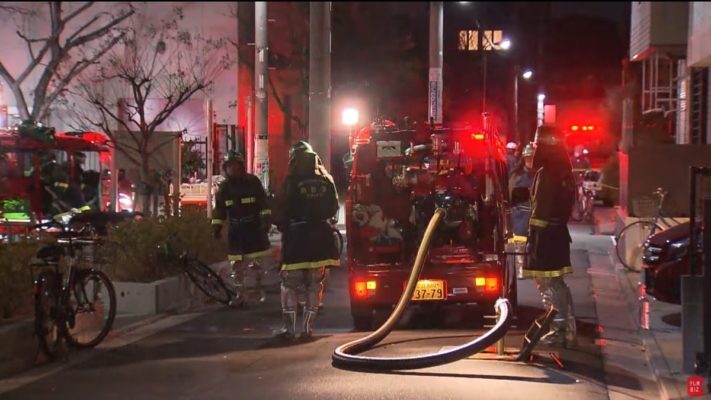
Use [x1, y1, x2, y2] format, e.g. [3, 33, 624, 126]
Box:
[31, 217, 118, 358]
[615, 188, 680, 272]
[158, 232, 234, 305]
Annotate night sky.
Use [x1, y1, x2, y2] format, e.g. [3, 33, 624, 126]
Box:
[551, 1, 627, 26]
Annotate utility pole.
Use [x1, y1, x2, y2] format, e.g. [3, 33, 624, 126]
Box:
[246, 96, 253, 174]
[514, 66, 520, 142]
[234, 2, 240, 144]
[254, 2, 269, 190]
[308, 2, 332, 172]
[428, 1, 443, 124]
[205, 99, 214, 218]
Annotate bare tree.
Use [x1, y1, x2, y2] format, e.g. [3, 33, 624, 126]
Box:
[229, 2, 309, 138]
[65, 7, 233, 212]
[0, 2, 135, 122]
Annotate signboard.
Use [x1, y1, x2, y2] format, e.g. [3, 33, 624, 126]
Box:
[544, 105, 557, 124]
[428, 68, 442, 124]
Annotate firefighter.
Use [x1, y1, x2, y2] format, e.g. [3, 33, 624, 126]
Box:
[271, 141, 340, 339]
[571, 145, 591, 180]
[72, 151, 86, 185]
[38, 150, 91, 220]
[508, 143, 536, 280]
[211, 152, 272, 307]
[524, 125, 577, 347]
[505, 142, 519, 176]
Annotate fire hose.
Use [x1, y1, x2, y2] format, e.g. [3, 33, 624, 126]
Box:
[332, 208, 514, 371]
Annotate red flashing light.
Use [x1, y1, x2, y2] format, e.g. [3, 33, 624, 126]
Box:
[473, 134, 484, 140]
[587, 126, 594, 131]
[571, 126, 579, 131]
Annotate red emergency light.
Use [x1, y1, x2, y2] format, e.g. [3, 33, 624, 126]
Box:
[571, 125, 595, 132]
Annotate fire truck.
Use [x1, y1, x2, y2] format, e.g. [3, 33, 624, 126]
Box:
[0, 124, 129, 228]
[345, 119, 516, 329]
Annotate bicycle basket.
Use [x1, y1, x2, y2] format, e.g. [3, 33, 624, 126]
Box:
[632, 196, 658, 218]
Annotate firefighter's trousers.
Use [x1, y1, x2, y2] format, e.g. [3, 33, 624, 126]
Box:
[273, 267, 326, 339]
[535, 276, 577, 347]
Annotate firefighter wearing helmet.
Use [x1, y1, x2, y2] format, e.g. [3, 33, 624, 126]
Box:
[271, 141, 340, 339]
[508, 143, 536, 280]
[505, 142, 519, 176]
[211, 151, 272, 307]
[38, 149, 91, 220]
[524, 125, 577, 347]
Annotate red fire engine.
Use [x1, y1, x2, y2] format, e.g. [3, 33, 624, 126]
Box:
[0, 126, 129, 227]
[345, 119, 516, 329]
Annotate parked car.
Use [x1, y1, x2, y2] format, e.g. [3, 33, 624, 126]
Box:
[642, 220, 702, 304]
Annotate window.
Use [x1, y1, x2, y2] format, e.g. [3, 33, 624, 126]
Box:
[0, 150, 33, 178]
[482, 30, 504, 51]
[459, 30, 478, 51]
[458, 30, 505, 51]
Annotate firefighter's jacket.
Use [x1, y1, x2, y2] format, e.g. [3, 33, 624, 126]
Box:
[508, 165, 535, 237]
[272, 151, 340, 271]
[524, 167, 576, 278]
[212, 174, 272, 261]
[40, 162, 91, 219]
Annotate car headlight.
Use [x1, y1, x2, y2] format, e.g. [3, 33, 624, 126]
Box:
[667, 238, 689, 262]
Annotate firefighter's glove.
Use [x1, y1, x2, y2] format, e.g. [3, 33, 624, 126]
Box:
[212, 224, 222, 240]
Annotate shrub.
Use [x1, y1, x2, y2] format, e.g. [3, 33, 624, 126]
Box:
[0, 239, 43, 323]
[107, 207, 226, 283]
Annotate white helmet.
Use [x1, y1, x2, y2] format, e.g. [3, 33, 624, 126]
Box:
[506, 142, 518, 150]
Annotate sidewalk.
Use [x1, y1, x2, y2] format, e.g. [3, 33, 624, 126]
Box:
[594, 208, 695, 399]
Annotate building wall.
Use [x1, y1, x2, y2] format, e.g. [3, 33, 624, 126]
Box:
[687, 2, 711, 67]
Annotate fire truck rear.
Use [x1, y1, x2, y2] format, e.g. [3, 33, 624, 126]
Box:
[345, 120, 516, 330]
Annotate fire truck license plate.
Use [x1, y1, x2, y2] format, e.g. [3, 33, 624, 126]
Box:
[411, 280, 446, 301]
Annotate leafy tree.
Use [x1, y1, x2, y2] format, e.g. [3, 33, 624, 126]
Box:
[64, 7, 233, 213]
[0, 2, 135, 122]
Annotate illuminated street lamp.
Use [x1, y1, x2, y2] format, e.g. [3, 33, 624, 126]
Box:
[499, 39, 511, 51]
[514, 68, 534, 143]
[342, 108, 359, 126]
[537, 93, 546, 101]
[342, 108, 359, 153]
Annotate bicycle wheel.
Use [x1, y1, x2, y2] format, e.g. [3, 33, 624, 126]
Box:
[34, 270, 66, 358]
[66, 270, 117, 349]
[616, 221, 663, 272]
[184, 259, 233, 305]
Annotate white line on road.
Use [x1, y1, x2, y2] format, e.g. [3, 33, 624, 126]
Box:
[0, 312, 205, 396]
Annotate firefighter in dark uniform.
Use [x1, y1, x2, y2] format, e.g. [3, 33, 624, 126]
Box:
[272, 141, 340, 339]
[38, 150, 91, 220]
[524, 125, 577, 347]
[211, 152, 272, 307]
[508, 143, 536, 280]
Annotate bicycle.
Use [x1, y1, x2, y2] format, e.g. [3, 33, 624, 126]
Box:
[31, 217, 118, 358]
[572, 171, 599, 223]
[158, 232, 234, 305]
[615, 188, 680, 272]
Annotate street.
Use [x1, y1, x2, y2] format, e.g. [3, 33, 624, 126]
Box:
[0, 214, 659, 400]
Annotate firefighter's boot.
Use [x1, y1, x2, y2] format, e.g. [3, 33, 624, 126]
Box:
[273, 311, 297, 339]
[301, 310, 317, 339]
[228, 261, 246, 308]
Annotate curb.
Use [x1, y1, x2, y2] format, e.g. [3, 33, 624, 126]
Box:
[611, 254, 687, 399]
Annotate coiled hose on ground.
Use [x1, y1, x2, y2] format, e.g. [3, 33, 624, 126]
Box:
[332, 208, 514, 371]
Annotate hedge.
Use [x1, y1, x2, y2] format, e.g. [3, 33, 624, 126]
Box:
[0, 239, 44, 323]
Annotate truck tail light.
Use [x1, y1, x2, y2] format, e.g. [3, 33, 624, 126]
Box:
[475, 277, 499, 293]
[354, 280, 376, 298]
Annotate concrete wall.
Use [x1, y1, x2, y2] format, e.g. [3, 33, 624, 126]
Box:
[687, 2, 711, 67]
[629, 2, 689, 60]
[624, 144, 711, 217]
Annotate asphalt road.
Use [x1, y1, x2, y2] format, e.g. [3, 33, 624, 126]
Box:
[0, 216, 647, 400]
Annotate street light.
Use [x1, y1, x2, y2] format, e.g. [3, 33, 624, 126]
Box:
[342, 108, 359, 126]
[499, 39, 511, 51]
[537, 94, 546, 101]
[513, 68, 534, 143]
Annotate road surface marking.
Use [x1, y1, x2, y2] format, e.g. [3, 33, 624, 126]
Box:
[0, 313, 204, 395]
